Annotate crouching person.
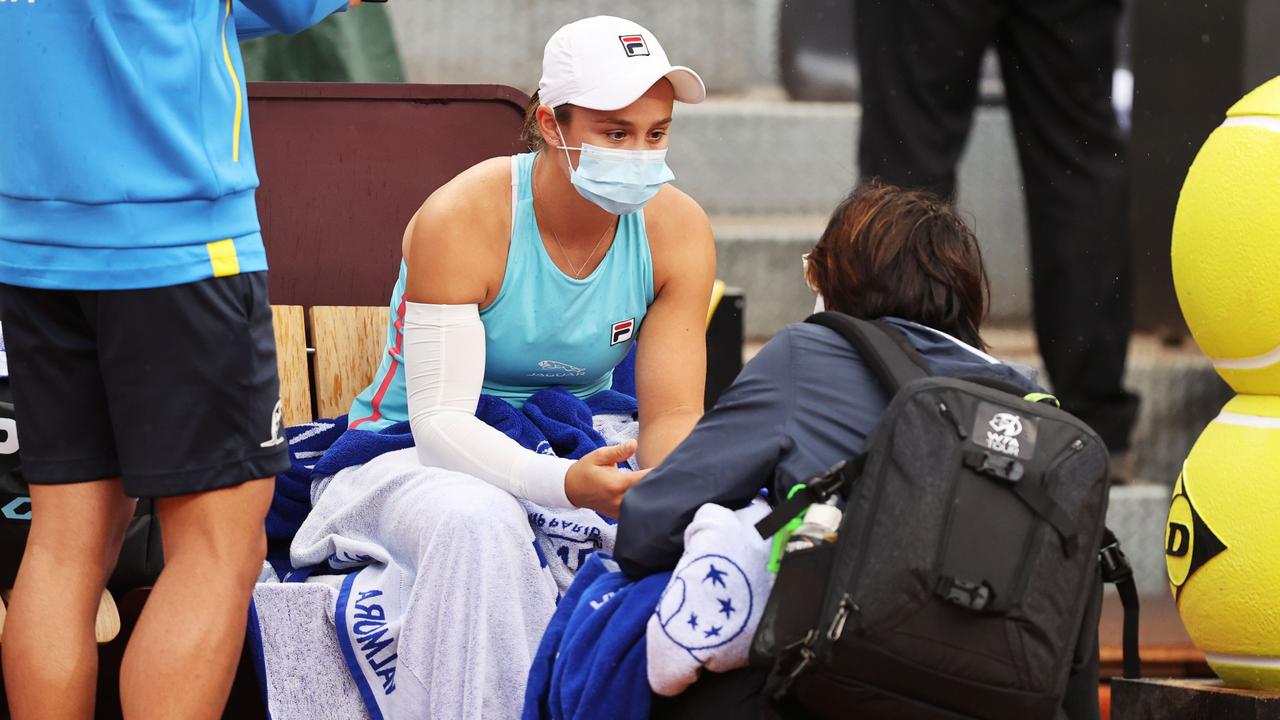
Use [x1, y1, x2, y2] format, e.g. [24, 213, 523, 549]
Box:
[612, 182, 1102, 720]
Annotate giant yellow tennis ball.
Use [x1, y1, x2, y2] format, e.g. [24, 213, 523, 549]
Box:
[1167, 394, 1280, 689]
[1172, 76, 1280, 394]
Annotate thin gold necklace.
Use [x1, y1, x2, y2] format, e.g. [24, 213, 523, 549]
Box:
[549, 221, 613, 279]
[536, 157, 615, 278]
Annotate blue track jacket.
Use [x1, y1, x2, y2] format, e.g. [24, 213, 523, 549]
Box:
[0, 0, 346, 290]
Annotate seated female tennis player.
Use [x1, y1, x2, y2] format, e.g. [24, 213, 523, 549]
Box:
[301, 15, 714, 718]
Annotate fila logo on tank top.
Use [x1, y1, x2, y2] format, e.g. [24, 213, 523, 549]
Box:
[610, 318, 636, 346]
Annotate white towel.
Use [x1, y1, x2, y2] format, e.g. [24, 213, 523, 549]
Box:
[647, 499, 775, 697]
[522, 501, 616, 596]
[287, 448, 558, 719]
[252, 580, 369, 718]
[255, 415, 636, 720]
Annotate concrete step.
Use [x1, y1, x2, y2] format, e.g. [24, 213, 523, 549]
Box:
[687, 98, 1031, 331]
[671, 99, 1026, 218]
[713, 210, 1031, 337]
[1108, 485, 1177, 597]
[386, 0, 780, 95]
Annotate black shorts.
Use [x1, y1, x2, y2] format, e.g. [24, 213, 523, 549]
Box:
[0, 272, 289, 498]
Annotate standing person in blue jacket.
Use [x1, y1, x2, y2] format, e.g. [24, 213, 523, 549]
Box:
[0, 1, 360, 718]
[616, 183, 1100, 720]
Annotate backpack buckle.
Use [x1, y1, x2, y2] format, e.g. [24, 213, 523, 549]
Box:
[935, 575, 996, 612]
[1099, 538, 1133, 584]
[809, 457, 861, 500]
[964, 450, 1025, 483]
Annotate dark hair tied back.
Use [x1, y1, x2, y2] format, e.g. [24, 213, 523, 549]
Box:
[521, 90, 574, 151]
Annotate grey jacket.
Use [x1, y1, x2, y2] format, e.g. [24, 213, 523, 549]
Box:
[614, 317, 1040, 579]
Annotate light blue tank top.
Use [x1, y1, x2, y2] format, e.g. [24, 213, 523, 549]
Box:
[349, 152, 654, 429]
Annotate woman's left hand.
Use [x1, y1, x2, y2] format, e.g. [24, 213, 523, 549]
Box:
[564, 441, 651, 518]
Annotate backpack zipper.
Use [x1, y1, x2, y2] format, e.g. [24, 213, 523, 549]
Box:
[827, 594, 858, 642]
[811, 396, 904, 655]
[938, 401, 968, 440]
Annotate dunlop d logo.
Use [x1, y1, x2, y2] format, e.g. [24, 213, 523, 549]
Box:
[1166, 468, 1227, 603]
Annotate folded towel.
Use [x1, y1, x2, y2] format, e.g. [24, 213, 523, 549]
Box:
[258, 388, 640, 720]
[291, 449, 558, 720]
[647, 500, 775, 696]
[523, 553, 670, 720]
[480, 387, 637, 464]
[312, 419, 414, 478]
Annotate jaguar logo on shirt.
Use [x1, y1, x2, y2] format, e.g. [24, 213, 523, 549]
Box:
[610, 318, 635, 346]
[530, 360, 587, 379]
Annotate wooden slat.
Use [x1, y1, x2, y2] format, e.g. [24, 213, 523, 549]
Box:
[308, 306, 391, 419]
[271, 305, 312, 426]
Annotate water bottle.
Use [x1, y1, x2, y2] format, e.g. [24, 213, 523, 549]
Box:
[784, 498, 841, 554]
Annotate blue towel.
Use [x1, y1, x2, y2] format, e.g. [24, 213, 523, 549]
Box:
[268, 387, 639, 548]
[313, 387, 637, 478]
[312, 419, 414, 478]
[267, 417, 348, 542]
[523, 553, 670, 720]
[609, 344, 638, 399]
[264, 387, 636, 579]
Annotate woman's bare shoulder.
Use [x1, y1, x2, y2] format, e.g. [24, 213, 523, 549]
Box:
[644, 184, 712, 245]
[401, 156, 517, 303]
[404, 156, 514, 253]
[643, 184, 714, 264]
[421, 156, 513, 223]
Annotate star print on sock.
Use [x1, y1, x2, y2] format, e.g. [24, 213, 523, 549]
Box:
[703, 625, 722, 639]
[718, 597, 736, 619]
[703, 564, 728, 588]
[687, 613, 699, 630]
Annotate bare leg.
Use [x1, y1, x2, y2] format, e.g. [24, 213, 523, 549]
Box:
[3, 479, 135, 720]
[119, 477, 272, 720]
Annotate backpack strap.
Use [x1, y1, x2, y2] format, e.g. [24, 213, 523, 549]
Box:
[755, 456, 865, 539]
[1100, 527, 1142, 679]
[805, 313, 931, 394]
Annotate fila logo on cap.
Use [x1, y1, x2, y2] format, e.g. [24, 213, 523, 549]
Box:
[610, 318, 635, 346]
[619, 34, 650, 57]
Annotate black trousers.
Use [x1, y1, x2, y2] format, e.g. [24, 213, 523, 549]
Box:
[855, 0, 1139, 452]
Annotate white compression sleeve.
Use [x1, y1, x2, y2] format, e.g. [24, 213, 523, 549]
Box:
[403, 301, 575, 508]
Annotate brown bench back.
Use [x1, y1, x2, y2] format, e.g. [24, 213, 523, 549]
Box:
[249, 83, 531, 309]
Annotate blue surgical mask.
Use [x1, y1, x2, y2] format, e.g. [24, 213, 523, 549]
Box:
[556, 124, 675, 215]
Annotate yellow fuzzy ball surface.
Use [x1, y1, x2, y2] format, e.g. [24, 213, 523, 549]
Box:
[1172, 76, 1280, 394]
[1167, 394, 1280, 689]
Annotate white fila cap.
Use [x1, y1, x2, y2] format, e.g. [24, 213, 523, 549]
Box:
[538, 16, 706, 111]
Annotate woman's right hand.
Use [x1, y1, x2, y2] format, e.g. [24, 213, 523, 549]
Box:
[565, 440, 650, 518]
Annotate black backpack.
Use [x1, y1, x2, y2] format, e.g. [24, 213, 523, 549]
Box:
[0, 378, 164, 593]
[750, 314, 1140, 720]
